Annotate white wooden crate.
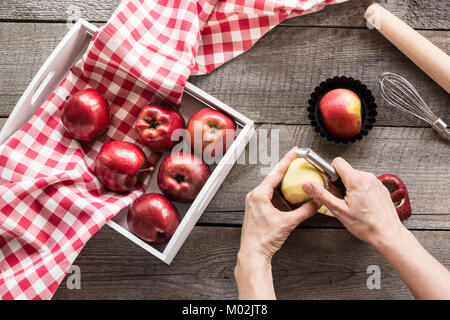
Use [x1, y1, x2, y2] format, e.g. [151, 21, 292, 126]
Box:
[0, 19, 254, 264]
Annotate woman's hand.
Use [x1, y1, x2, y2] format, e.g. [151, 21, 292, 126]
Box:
[303, 157, 450, 299]
[235, 148, 319, 299]
[301, 157, 404, 248]
[239, 148, 320, 263]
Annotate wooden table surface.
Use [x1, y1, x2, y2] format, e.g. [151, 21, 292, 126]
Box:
[0, 0, 449, 299]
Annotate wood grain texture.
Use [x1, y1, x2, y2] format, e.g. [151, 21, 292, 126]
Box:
[52, 226, 450, 299]
[1, 23, 448, 125]
[207, 125, 450, 215]
[0, 0, 121, 22]
[199, 211, 450, 231]
[0, 23, 102, 117]
[284, 0, 450, 30]
[1, 0, 449, 30]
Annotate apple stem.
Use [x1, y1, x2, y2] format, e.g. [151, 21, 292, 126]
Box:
[146, 118, 159, 129]
[139, 166, 154, 174]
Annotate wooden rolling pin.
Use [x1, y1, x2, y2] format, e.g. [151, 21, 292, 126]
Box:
[364, 3, 450, 94]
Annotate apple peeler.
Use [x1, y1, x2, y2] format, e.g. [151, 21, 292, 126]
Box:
[294, 148, 347, 196]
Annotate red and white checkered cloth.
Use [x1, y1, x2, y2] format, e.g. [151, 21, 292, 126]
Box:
[0, 0, 346, 299]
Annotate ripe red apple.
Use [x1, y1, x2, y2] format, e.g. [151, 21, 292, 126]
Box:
[95, 141, 153, 193]
[127, 193, 180, 244]
[319, 88, 362, 139]
[135, 105, 185, 152]
[62, 89, 110, 141]
[186, 109, 236, 157]
[378, 174, 412, 221]
[157, 152, 211, 203]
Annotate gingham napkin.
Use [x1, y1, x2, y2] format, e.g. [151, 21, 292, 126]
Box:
[0, 0, 346, 300]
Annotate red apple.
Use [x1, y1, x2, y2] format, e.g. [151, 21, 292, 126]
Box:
[127, 193, 180, 244]
[95, 141, 153, 193]
[378, 174, 412, 221]
[62, 89, 110, 141]
[157, 152, 211, 203]
[135, 105, 185, 152]
[186, 109, 236, 157]
[319, 88, 362, 138]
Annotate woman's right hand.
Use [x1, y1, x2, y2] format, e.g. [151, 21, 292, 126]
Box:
[301, 157, 405, 248]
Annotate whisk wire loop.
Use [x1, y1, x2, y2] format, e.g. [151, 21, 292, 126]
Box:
[378, 72, 450, 140]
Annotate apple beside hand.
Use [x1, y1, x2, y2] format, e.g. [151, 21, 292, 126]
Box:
[378, 173, 412, 221]
[62, 89, 110, 141]
[319, 88, 362, 139]
[135, 105, 185, 152]
[127, 193, 180, 244]
[186, 109, 236, 157]
[95, 141, 153, 193]
[157, 151, 211, 203]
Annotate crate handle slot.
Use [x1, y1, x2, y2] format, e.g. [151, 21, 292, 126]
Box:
[30, 71, 56, 108]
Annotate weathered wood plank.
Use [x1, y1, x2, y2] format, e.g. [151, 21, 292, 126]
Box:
[207, 125, 450, 215]
[1, 23, 448, 126]
[0, 23, 102, 117]
[199, 211, 450, 231]
[0, 0, 121, 22]
[53, 226, 450, 299]
[284, 0, 450, 30]
[1, 0, 448, 30]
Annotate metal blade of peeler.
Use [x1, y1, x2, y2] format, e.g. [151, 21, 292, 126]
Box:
[294, 148, 346, 196]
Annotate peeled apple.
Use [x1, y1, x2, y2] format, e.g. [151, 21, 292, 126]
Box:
[281, 158, 334, 217]
[281, 158, 325, 204]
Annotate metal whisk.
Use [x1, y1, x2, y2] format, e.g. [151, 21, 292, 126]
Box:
[378, 72, 450, 140]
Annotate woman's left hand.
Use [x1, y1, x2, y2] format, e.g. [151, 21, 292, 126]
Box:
[235, 148, 320, 299]
[238, 147, 320, 264]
